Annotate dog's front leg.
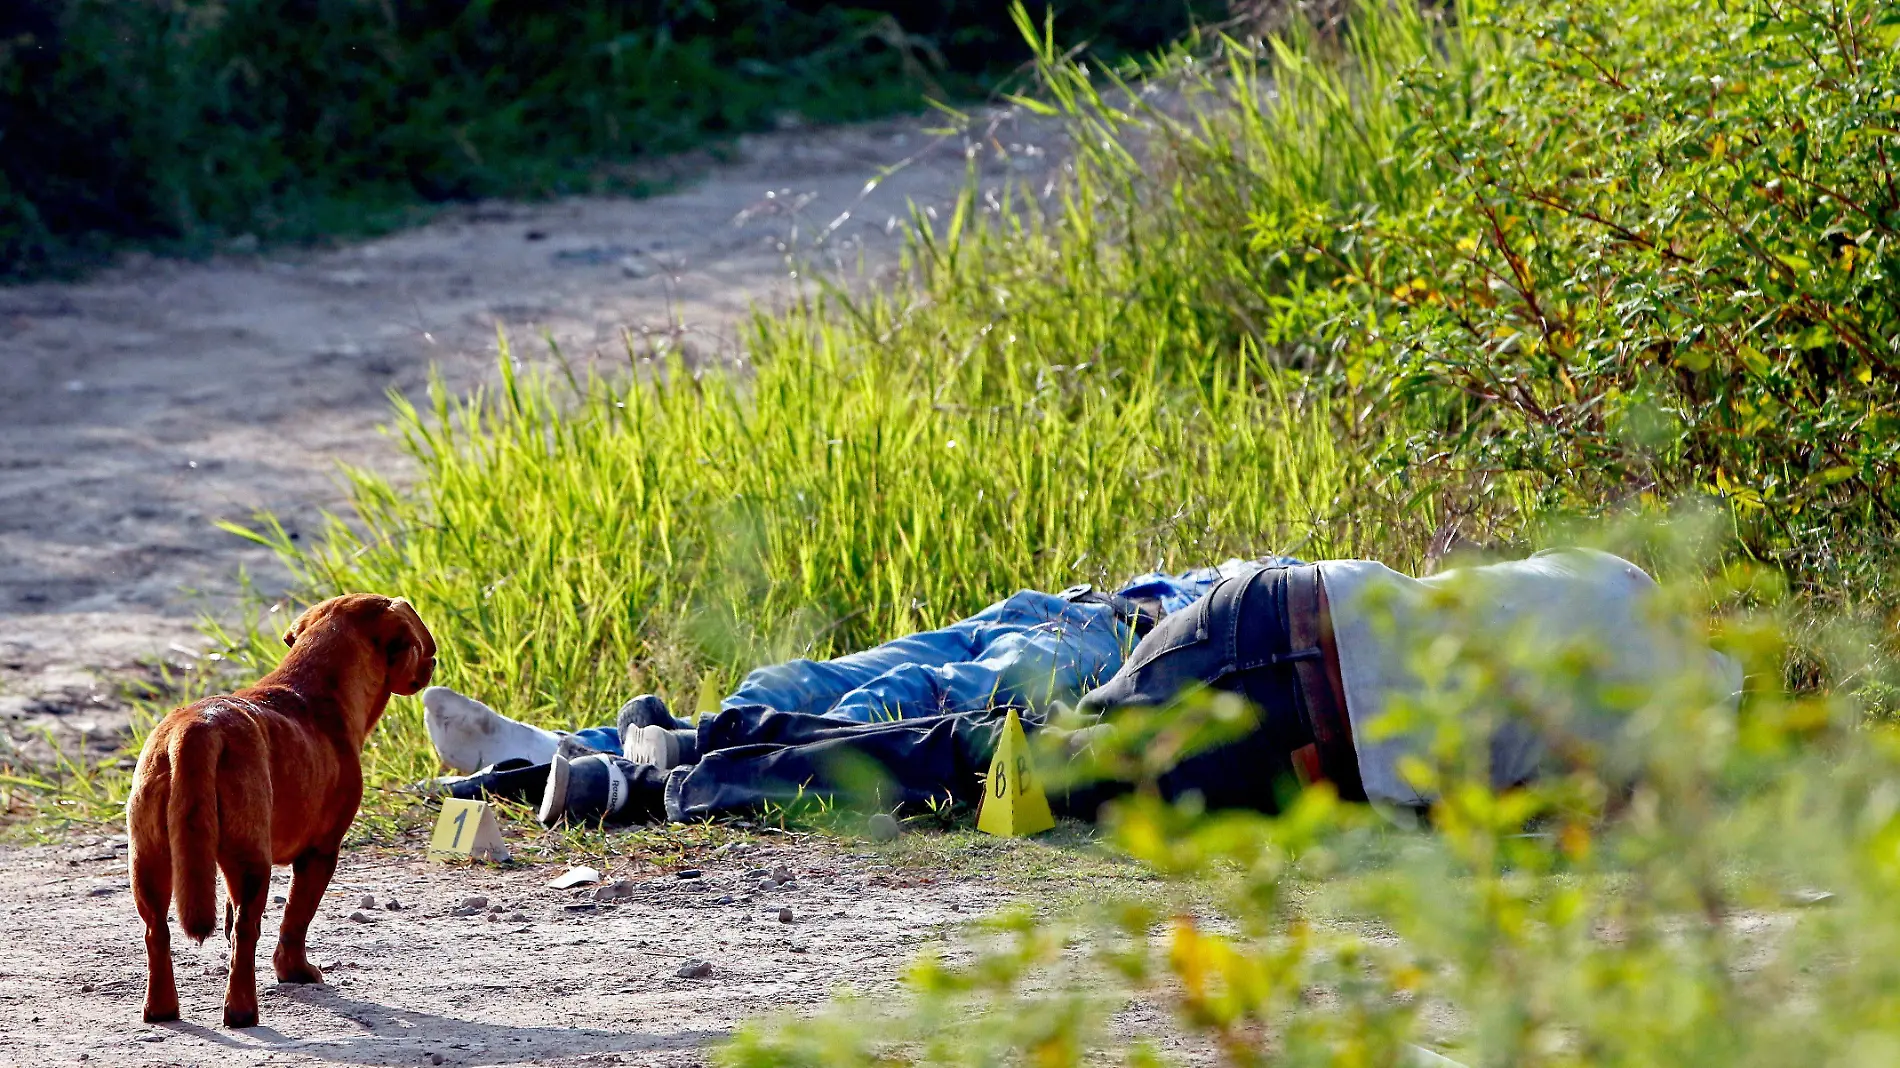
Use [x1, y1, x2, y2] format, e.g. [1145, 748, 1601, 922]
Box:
[272, 849, 337, 984]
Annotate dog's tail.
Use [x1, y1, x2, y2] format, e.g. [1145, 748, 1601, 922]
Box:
[167, 721, 224, 944]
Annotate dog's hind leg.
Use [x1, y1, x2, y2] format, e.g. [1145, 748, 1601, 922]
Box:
[273, 849, 337, 984]
[217, 852, 270, 1028]
[215, 754, 274, 1029]
[130, 834, 180, 1023]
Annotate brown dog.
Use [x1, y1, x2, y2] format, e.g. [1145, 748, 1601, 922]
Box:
[126, 594, 435, 1027]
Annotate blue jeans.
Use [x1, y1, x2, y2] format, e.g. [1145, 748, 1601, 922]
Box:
[565, 591, 1121, 747]
[573, 559, 1302, 746]
[725, 589, 1131, 723]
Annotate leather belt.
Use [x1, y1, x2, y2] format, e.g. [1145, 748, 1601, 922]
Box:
[1283, 566, 1368, 802]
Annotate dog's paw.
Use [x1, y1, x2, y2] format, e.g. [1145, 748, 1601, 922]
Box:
[222, 1005, 259, 1029]
[142, 1004, 180, 1024]
[274, 959, 324, 984]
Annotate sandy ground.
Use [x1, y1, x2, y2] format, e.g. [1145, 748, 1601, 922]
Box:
[0, 832, 998, 1067]
[0, 111, 1051, 768]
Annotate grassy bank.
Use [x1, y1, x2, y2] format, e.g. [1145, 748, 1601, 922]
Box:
[0, 0, 1224, 277]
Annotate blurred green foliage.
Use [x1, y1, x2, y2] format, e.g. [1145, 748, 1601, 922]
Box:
[0, 0, 1225, 276]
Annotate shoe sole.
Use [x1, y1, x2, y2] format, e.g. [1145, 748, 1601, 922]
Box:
[623, 725, 681, 771]
[537, 754, 571, 826]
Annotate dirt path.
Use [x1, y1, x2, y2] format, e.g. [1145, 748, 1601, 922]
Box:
[0, 833, 985, 1067]
[0, 113, 1046, 766]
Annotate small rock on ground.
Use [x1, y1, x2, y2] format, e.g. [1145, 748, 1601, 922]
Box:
[676, 958, 713, 979]
[778, 907, 794, 924]
[868, 813, 901, 842]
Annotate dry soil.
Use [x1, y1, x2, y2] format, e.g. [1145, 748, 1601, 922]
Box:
[0, 832, 1002, 1067]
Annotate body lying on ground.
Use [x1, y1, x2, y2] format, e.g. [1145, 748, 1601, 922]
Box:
[423, 549, 1745, 828]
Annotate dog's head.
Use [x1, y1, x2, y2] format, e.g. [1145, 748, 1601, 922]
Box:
[283, 594, 438, 698]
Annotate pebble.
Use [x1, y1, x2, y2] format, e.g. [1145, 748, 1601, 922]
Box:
[745, 867, 771, 879]
[677, 869, 702, 880]
[594, 878, 636, 902]
[868, 813, 901, 842]
[507, 912, 530, 923]
[359, 894, 378, 910]
[778, 907, 794, 924]
[273, 894, 288, 904]
[447, 905, 484, 917]
[715, 894, 736, 905]
[87, 884, 118, 897]
[384, 898, 403, 911]
[758, 880, 777, 893]
[429, 1054, 445, 1066]
[675, 958, 713, 979]
[770, 865, 794, 883]
[135, 1034, 164, 1043]
[349, 911, 375, 923]
[461, 896, 489, 910]
[79, 983, 93, 993]
[486, 913, 499, 923]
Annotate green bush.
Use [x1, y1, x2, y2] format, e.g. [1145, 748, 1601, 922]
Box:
[0, 0, 1226, 276]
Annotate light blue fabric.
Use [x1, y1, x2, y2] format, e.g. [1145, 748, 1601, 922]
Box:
[1117, 557, 1304, 616]
[724, 558, 1303, 723]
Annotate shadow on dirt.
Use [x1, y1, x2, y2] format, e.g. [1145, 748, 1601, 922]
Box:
[162, 984, 722, 1065]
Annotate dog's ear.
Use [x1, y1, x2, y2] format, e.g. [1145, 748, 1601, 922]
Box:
[283, 603, 318, 648]
[381, 598, 437, 696]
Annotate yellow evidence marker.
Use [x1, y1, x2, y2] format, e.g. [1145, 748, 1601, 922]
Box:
[977, 708, 1055, 837]
[696, 674, 723, 718]
[429, 798, 511, 863]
